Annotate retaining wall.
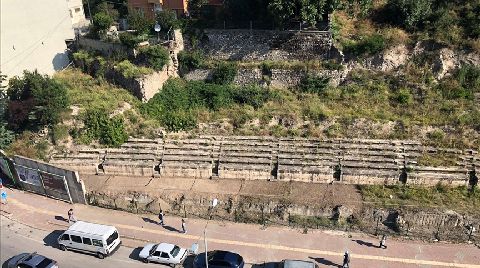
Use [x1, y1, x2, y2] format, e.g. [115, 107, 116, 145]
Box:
[51, 136, 479, 187]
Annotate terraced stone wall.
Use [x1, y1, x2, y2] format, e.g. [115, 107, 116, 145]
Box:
[51, 136, 479, 187]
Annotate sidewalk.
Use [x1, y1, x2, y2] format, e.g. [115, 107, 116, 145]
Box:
[1, 188, 479, 268]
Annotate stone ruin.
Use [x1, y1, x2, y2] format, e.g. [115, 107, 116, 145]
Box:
[51, 136, 479, 187]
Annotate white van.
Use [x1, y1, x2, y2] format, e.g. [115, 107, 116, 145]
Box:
[57, 221, 121, 259]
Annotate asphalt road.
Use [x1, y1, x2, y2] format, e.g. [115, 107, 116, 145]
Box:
[0, 217, 194, 268]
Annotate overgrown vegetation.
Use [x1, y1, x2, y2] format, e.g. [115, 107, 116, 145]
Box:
[359, 184, 480, 214]
[142, 78, 271, 131]
[6, 71, 69, 130]
[137, 45, 170, 71]
[210, 62, 238, 85]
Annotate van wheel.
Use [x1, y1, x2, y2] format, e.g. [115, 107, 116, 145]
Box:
[59, 245, 67, 251]
[142, 258, 149, 263]
[97, 252, 105, 259]
[170, 264, 176, 268]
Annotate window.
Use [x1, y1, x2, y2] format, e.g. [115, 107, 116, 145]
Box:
[170, 245, 180, 257]
[69, 10, 73, 18]
[153, 251, 161, 257]
[17, 264, 33, 268]
[160, 252, 169, 258]
[83, 237, 92, 245]
[92, 239, 103, 247]
[61, 234, 70, 240]
[37, 258, 54, 268]
[75, 7, 81, 12]
[70, 235, 82, 243]
[106, 231, 118, 246]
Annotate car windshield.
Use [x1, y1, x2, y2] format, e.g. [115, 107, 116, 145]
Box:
[149, 244, 158, 255]
[37, 258, 54, 268]
[106, 231, 118, 246]
[170, 245, 181, 257]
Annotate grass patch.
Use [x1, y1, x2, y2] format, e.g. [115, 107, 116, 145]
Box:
[359, 184, 480, 214]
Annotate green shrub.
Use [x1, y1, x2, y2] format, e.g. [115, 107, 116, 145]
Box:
[81, 109, 128, 147]
[52, 124, 69, 145]
[115, 60, 153, 78]
[138, 45, 170, 71]
[394, 88, 413, 105]
[177, 50, 204, 74]
[231, 85, 271, 109]
[343, 34, 386, 56]
[0, 124, 14, 150]
[210, 62, 237, 85]
[300, 75, 330, 95]
[119, 32, 141, 49]
[161, 110, 197, 132]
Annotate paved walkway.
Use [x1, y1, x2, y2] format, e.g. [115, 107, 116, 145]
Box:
[0, 188, 479, 268]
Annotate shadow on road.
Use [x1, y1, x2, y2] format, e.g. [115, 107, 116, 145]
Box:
[163, 225, 181, 233]
[309, 256, 341, 267]
[142, 217, 158, 225]
[55, 215, 68, 222]
[351, 239, 379, 248]
[43, 230, 63, 248]
[128, 247, 143, 261]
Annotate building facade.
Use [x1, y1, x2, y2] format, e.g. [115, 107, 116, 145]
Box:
[0, 0, 75, 83]
[67, 0, 89, 28]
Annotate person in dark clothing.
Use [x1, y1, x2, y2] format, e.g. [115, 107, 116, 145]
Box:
[181, 218, 186, 233]
[343, 250, 350, 268]
[380, 234, 387, 249]
[158, 210, 164, 226]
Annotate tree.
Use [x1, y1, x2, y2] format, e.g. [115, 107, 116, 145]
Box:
[0, 124, 14, 150]
[188, 0, 209, 18]
[128, 9, 154, 35]
[156, 10, 180, 31]
[31, 79, 69, 126]
[268, 0, 327, 26]
[92, 11, 114, 37]
[387, 0, 433, 30]
[6, 71, 69, 130]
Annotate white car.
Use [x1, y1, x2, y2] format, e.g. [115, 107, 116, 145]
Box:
[139, 243, 188, 266]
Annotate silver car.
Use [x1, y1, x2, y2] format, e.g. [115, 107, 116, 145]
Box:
[7, 252, 58, 268]
[139, 243, 188, 266]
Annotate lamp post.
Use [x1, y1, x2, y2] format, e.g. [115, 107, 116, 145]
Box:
[205, 198, 218, 268]
[154, 22, 161, 43]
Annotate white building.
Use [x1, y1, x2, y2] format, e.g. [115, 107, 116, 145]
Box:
[67, 0, 90, 29]
[0, 0, 75, 84]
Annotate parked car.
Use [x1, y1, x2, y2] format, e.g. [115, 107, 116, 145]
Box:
[193, 250, 244, 268]
[7, 252, 58, 268]
[57, 221, 121, 259]
[139, 243, 188, 266]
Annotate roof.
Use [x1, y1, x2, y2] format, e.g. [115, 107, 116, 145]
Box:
[284, 260, 316, 268]
[67, 221, 116, 236]
[156, 243, 175, 252]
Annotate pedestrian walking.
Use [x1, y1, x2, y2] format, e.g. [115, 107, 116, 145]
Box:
[342, 250, 350, 268]
[181, 218, 186, 233]
[0, 188, 7, 205]
[158, 209, 165, 226]
[380, 234, 387, 249]
[68, 208, 76, 223]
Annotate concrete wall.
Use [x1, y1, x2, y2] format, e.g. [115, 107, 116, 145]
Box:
[13, 155, 86, 204]
[0, 0, 74, 84]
